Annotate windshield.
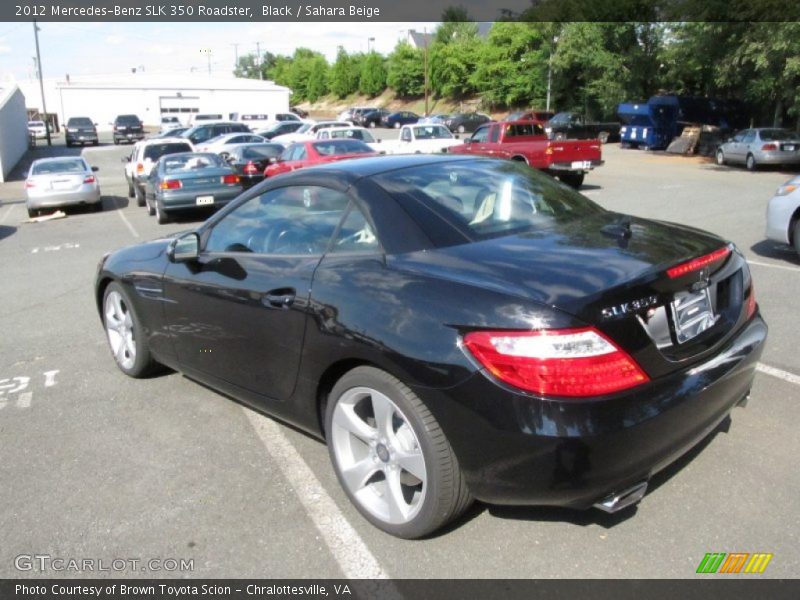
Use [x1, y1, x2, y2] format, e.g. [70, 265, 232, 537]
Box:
[32, 159, 87, 175]
[163, 153, 223, 173]
[116, 115, 140, 124]
[412, 125, 452, 140]
[295, 124, 313, 134]
[373, 160, 605, 246]
[242, 145, 284, 159]
[68, 118, 93, 127]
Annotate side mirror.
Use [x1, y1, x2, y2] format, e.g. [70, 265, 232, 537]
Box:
[91, 166, 99, 172]
[168, 232, 200, 263]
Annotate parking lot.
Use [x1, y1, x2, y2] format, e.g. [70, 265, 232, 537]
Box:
[0, 132, 798, 579]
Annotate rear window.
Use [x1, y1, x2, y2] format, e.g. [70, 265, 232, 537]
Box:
[411, 125, 452, 140]
[195, 114, 222, 121]
[504, 123, 545, 137]
[32, 159, 86, 175]
[373, 160, 604, 246]
[242, 145, 283, 159]
[144, 143, 193, 161]
[163, 154, 223, 173]
[241, 114, 269, 121]
[312, 140, 374, 156]
[67, 117, 93, 127]
[760, 129, 796, 142]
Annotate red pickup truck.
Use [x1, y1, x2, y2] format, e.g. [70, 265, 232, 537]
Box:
[447, 120, 603, 188]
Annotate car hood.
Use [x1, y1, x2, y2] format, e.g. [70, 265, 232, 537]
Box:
[389, 212, 727, 316]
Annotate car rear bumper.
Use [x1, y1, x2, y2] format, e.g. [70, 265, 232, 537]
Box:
[66, 133, 98, 143]
[114, 131, 145, 142]
[548, 159, 605, 172]
[159, 187, 242, 210]
[27, 187, 101, 208]
[416, 314, 767, 509]
[754, 151, 800, 165]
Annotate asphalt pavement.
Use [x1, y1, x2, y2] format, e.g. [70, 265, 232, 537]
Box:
[0, 133, 798, 579]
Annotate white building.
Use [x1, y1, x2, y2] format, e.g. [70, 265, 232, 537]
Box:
[0, 84, 29, 182]
[20, 73, 292, 130]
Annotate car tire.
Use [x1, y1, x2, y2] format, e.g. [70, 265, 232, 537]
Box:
[598, 131, 609, 144]
[325, 366, 473, 539]
[113, 138, 119, 145]
[27, 207, 38, 219]
[716, 149, 726, 166]
[560, 172, 585, 189]
[155, 200, 170, 224]
[369, 121, 376, 129]
[457, 125, 466, 134]
[134, 184, 146, 207]
[93, 140, 99, 146]
[746, 154, 757, 171]
[146, 194, 155, 217]
[793, 220, 800, 259]
[394, 122, 401, 129]
[102, 282, 159, 378]
[127, 180, 135, 198]
[65, 140, 72, 148]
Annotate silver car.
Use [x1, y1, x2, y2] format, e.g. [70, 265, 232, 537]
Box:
[25, 157, 102, 218]
[765, 175, 800, 257]
[716, 128, 800, 170]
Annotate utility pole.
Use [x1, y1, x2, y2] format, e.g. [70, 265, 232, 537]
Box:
[33, 21, 51, 146]
[232, 43, 239, 69]
[255, 42, 263, 80]
[546, 35, 559, 113]
[423, 28, 429, 117]
[200, 48, 212, 75]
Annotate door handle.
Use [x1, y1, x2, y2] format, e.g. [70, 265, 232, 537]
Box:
[263, 288, 296, 309]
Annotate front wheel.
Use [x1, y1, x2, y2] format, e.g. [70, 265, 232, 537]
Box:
[716, 149, 726, 166]
[155, 199, 170, 224]
[103, 282, 159, 377]
[326, 366, 472, 539]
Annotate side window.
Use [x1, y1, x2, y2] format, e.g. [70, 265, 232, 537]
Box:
[294, 146, 308, 161]
[743, 130, 756, 144]
[319, 131, 330, 140]
[471, 126, 489, 143]
[401, 128, 412, 142]
[488, 126, 500, 143]
[330, 203, 380, 253]
[732, 131, 745, 142]
[206, 186, 351, 255]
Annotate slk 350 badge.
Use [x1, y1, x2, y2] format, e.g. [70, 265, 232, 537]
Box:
[601, 295, 659, 319]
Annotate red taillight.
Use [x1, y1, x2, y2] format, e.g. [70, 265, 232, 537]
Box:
[243, 161, 258, 175]
[136, 162, 144, 174]
[221, 174, 240, 185]
[746, 280, 757, 319]
[761, 143, 777, 152]
[463, 327, 649, 398]
[666, 247, 731, 279]
[160, 179, 182, 190]
[83, 175, 96, 184]
[25, 180, 35, 188]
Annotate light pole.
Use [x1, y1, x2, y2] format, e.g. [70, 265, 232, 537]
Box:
[200, 48, 212, 75]
[367, 37, 375, 53]
[33, 21, 51, 146]
[546, 35, 559, 113]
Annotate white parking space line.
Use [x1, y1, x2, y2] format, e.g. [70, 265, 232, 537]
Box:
[757, 363, 800, 386]
[16, 392, 32, 409]
[747, 259, 800, 272]
[243, 408, 392, 581]
[113, 196, 139, 239]
[1, 204, 15, 223]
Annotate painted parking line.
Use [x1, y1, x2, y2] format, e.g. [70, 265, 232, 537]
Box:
[243, 407, 393, 581]
[1, 204, 14, 223]
[113, 196, 139, 239]
[748, 259, 800, 272]
[757, 363, 800, 386]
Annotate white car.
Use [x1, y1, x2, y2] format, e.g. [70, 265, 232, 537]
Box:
[27, 120, 48, 139]
[765, 175, 800, 257]
[315, 126, 383, 152]
[233, 112, 304, 130]
[25, 156, 101, 217]
[159, 116, 183, 133]
[383, 124, 464, 155]
[273, 121, 354, 144]
[123, 137, 195, 205]
[195, 132, 267, 155]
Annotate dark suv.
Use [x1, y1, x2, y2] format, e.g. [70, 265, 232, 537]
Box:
[65, 117, 98, 147]
[181, 122, 250, 145]
[113, 114, 145, 144]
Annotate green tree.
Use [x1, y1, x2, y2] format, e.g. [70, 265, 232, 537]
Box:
[359, 52, 387, 97]
[387, 41, 424, 97]
[306, 56, 330, 103]
[329, 47, 360, 98]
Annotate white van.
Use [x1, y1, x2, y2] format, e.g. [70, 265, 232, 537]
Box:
[232, 112, 304, 130]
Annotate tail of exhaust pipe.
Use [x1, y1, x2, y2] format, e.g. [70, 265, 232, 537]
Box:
[593, 481, 648, 513]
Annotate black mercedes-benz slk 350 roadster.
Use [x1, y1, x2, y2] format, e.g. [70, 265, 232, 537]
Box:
[95, 155, 766, 538]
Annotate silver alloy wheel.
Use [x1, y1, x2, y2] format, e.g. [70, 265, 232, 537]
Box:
[330, 386, 427, 525]
[104, 290, 136, 370]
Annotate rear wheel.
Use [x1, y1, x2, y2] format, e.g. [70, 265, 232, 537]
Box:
[103, 282, 159, 378]
[27, 207, 38, 218]
[127, 180, 135, 198]
[793, 220, 800, 259]
[145, 194, 155, 216]
[746, 153, 757, 171]
[134, 184, 145, 207]
[155, 200, 170, 224]
[326, 366, 472, 539]
[560, 172, 585, 189]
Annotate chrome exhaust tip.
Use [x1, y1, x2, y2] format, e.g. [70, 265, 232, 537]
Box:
[593, 481, 648, 513]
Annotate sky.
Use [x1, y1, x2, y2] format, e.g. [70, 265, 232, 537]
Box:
[0, 21, 438, 83]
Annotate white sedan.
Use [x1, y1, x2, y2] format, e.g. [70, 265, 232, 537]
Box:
[25, 157, 102, 218]
[195, 132, 268, 156]
[272, 121, 354, 144]
[765, 176, 800, 257]
[315, 126, 383, 152]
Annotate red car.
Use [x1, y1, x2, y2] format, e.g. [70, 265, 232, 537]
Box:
[264, 139, 377, 178]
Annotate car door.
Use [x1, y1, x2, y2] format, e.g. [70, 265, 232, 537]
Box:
[162, 183, 352, 400]
[727, 130, 748, 163]
[464, 125, 491, 154]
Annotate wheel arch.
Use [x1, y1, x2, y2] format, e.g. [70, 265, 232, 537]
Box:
[95, 276, 115, 319]
[315, 358, 383, 439]
[510, 154, 529, 164]
[789, 206, 800, 245]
